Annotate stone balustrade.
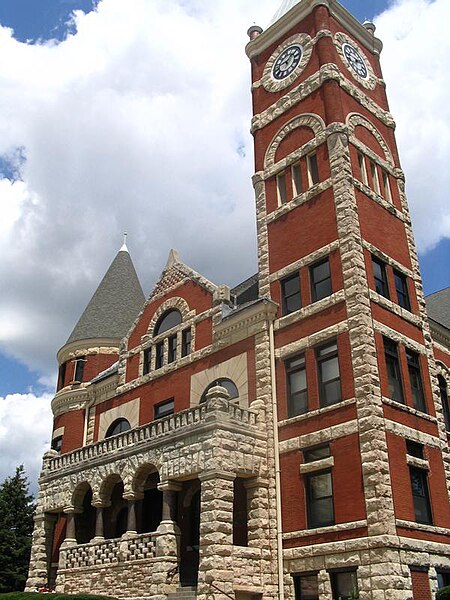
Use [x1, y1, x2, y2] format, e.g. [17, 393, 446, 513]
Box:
[62, 532, 156, 570]
[43, 401, 258, 474]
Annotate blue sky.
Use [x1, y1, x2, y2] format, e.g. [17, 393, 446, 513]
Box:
[0, 0, 449, 486]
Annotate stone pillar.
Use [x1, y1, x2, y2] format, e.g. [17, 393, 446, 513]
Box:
[25, 512, 54, 591]
[62, 508, 77, 546]
[122, 494, 140, 537]
[155, 481, 182, 558]
[197, 471, 235, 600]
[93, 504, 105, 541]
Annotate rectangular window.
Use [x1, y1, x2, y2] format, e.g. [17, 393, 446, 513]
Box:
[304, 445, 330, 463]
[383, 338, 405, 404]
[51, 436, 63, 453]
[155, 341, 164, 369]
[292, 163, 303, 197]
[168, 334, 177, 364]
[57, 362, 67, 390]
[277, 172, 288, 204]
[437, 572, 450, 590]
[410, 467, 432, 524]
[74, 358, 85, 383]
[232, 478, 248, 547]
[372, 256, 390, 299]
[358, 152, 368, 185]
[394, 270, 411, 311]
[406, 440, 424, 459]
[143, 348, 152, 375]
[370, 161, 381, 195]
[406, 349, 426, 412]
[306, 471, 334, 528]
[381, 170, 392, 202]
[310, 258, 332, 302]
[154, 398, 175, 420]
[317, 342, 341, 407]
[293, 574, 319, 600]
[307, 153, 320, 186]
[281, 273, 301, 315]
[182, 328, 191, 357]
[330, 571, 359, 600]
[286, 354, 308, 417]
[439, 376, 450, 432]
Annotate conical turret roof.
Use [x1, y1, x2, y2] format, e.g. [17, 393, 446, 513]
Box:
[66, 246, 145, 344]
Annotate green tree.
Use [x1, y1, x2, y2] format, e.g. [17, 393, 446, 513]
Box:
[0, 466, 35, 592]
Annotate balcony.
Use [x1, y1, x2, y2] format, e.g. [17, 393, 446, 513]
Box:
[42, 397, 259, 479]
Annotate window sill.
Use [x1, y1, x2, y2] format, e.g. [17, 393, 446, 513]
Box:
[353, 178, 403, 219]
[382, 397, 436, 423]
[266, 179, 333, 224]
[282, 520, 367, 540]
[279, 397, 356, 427]
[396, 519, 450, 536]
[275, 290, 346, 331]
[369, 290, 420, 326]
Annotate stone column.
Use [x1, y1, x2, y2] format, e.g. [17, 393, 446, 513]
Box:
[25, 512, 54, 591]
[93, 504, 105, 541]
[155, 481, 182, 558]
[62, 508, 77, 546]
[122, 494, 140, 537]
[197, 471, 235, 600]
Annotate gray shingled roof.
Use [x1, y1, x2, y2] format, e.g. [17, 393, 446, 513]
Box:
[66, 248, 145, 344]
[426, 287, 450, 331]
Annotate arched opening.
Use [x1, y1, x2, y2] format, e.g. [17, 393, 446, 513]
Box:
[73, 484, 96, 544]
[154, 309, 182, 336]
[138, 472, 163, 533]
[102, 477, 128, 539]
[200, 378, 239, 403]
[105, 418, 131, 438]
[179, 480, 201, 587]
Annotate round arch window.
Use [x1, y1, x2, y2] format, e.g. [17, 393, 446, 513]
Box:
[154, 309, 182, 336]
[200, 378, 239, 404]
[105, 418, 131, 438]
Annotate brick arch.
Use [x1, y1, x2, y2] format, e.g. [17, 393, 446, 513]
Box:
[347, 113, 393, 165]
[265, 114, 325, 169]
[147, 296, 191, 336]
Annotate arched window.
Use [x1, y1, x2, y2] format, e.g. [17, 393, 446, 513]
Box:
[105, 418, 131, 438]
[201, 378, 239, 403]
[438, 375, 450, 432]
[154, 309, 182, 336]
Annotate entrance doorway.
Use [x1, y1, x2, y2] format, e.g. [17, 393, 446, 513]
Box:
[179, 481, 200, 587]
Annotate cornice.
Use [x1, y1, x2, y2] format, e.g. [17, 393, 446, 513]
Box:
[246, 0, 382, 61]
[57, 337, 120, 364]
[215, 299, 278, 339]
[51, 386, 88, 417]
[429, 318, 450, 352]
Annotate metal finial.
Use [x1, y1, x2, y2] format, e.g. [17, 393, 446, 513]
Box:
[120, 232, 129, 253]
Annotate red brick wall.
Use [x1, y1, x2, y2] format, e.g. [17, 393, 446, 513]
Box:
[53, 409, 85, 453]
[410, 569, 432, 600]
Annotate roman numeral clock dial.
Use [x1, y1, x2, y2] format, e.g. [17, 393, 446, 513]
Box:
[342, 43, 368, 80]
[272, 45, 303, 80]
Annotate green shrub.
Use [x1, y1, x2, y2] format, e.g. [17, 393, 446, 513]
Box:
[0, 594, 117, 600]
[437, 586, 450, 600]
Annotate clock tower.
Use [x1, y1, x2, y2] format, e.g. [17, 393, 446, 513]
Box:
[247, 1, 450, 599]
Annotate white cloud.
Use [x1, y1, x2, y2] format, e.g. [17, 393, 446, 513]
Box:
[0, 0, 448, 384]
[0, 392, 53, 494]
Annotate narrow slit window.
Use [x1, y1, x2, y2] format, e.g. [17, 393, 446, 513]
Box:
[307, 153, 320, 187]
[277, 172, 288, 204]
[155, 341, 164, 370]
[143, 348, 152, 375]
[292, 163, 303, 197]
[406, 349, 426, 413]
[381, 170, 392, 202]
[182, 328, 191, 357]
[358, 152, 368, 185]
[370, 161, 381, 195]
[383, 338, 405, 404]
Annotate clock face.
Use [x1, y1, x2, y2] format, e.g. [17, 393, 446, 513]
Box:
[342, 43, 368, 80]
[272, 45, 303, 81]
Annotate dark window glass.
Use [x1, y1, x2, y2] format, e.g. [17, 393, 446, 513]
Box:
[306, 471, 334, 529]
[330, 571, 359, 600]
[372, 256, 390, 299]
[406, 349, 426, 412]
[317, 342, 341, 407]
[308, 153, 320, 186]
[106, 418, 131, 438]
[406, 440, 424, 459]
[154, 309, 182, 336]
[394, 270, 411, 311]
[381, 170, 392, 202]
[233, 478, 248, 547]
[182, 328, 191, 357]
[410, 467, 432, 525]
[438, 375, 450, 432]
[437, 572, 450, 590]
[57, 362, 67, 391]
[154, 399, 175, 420]
[310, 259, 332, 302]
[143, 348, 151, 375]
[51, 436, 63, 452]
[201, 378, 239, 403]
[277, 172, 288, 204]
[286, 354, 308, 417]
[168, 335, 177, 364]
[293, 574, 319, 600]
[281, 273, 301, 315]
[74, 358, 86, 383]
[383, 338, 404, 404]
[292, 163, 303, 197]
[155, 341, 164, 369]
[304, 445, 330, 463]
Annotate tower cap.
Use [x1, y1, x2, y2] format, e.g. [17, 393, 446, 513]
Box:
[247, 25, 263, 40]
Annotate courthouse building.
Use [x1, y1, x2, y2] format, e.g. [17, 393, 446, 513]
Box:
[27, 1, 450, 599]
